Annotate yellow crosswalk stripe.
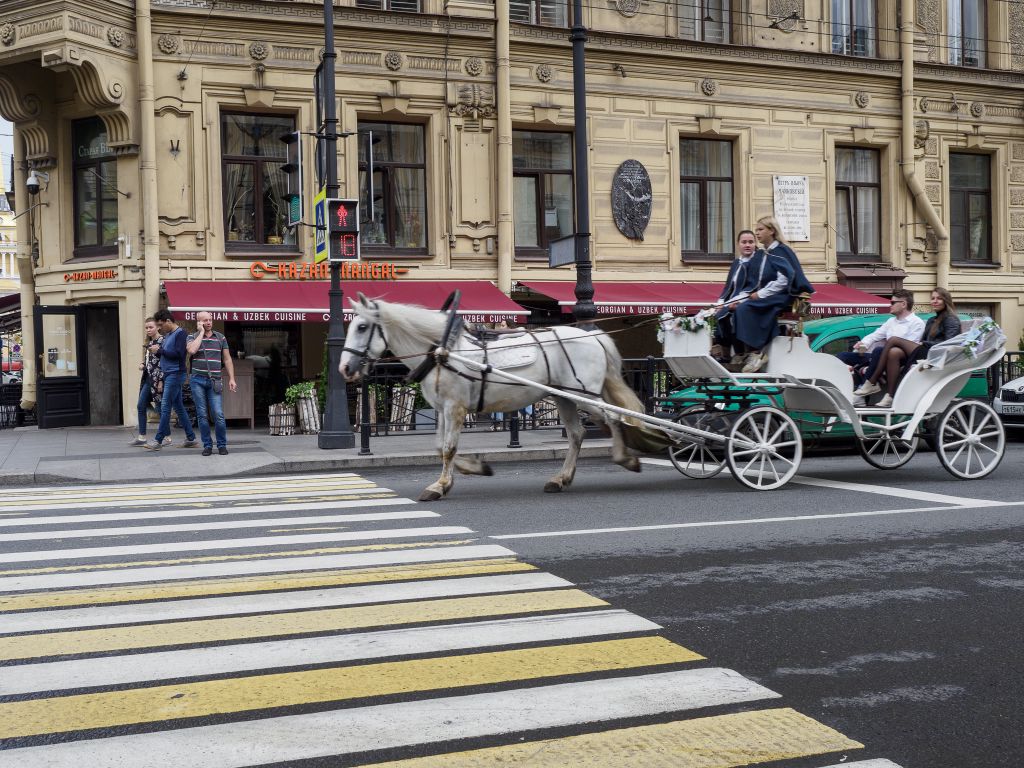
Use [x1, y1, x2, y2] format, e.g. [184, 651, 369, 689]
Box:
[0, 589, 607, 661]
[0, 559, 533, 611]
[0, 637, 702, 739]
[354, 708, 862, 768]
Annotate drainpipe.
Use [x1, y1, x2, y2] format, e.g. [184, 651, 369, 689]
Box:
[901, 0, 950, 285]
[495, 0, 513, 294]
[13, 140, 36, 411]
[136, 0, 161, 316]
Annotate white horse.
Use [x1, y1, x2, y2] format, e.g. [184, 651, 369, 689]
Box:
[339, 293, 665, 501]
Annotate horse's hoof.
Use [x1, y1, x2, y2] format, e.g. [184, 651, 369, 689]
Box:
[624, 457, 641, 473]
[419, 489, 443, 501]
[480, 462, 494, 477]
[543, 481, 563, 493]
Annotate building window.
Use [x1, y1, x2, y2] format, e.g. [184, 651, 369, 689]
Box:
[831, 0, 876, 56]
[355, 0, 421, 10]
[359, 122, 427, 252]
[949, 0, 985, 67]
[949, 153, 992, 263]
[513, 131, 574, 260]
[835, 147, 881, 262]
[679, 0, 730, 44]
[680, 138, 733, 260]
[222, 113, 296, 249]
[72, 117, 119, 258]
[510, 0, 568, 26]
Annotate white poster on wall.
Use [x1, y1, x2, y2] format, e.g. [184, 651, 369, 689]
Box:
[772, 175, 811, 242]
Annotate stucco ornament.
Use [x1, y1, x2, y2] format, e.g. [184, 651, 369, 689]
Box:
[453, 84, 495, 119]
[611, 160, 653, 241]
[970, 101, 985, 118]
[249, 41, 269, 61]
[465, 57, 483, 76]
[918, 96, 930, 113]
[914, 119, 930, 149]
[0, 23, 15, 47]
[615, 0, 640, 17]
[854, 91, 870, 108]
[107, 28, 125, 48]
[535, 63, 553, 83]
[157, 34, 179, 54]
[700, 78, 718, 96]
[384, 51, 403, 71]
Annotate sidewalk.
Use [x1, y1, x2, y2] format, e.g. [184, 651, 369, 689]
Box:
[0, 424, 615, 486]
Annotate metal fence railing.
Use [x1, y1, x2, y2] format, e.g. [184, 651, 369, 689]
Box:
[0, 383, 33, 429]
[991, 350, 1024, 396]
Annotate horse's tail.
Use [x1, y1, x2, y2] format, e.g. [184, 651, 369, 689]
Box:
[598, 336, 675, 453]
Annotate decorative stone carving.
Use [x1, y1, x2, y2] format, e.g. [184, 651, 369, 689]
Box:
[925, 160, 940, 180]
[1011, 165, 1024, 184]
[452, 84, 495, 119]
[700, 77, 718, 96]
[970, 101, 985, 118]
[465, 57, 483, 76]
[854, 91, 870, 108]
[535, 63, 553, 83]
[107, 28, 125, 48]
[611, 160, 653, 241]
[914, 119, 930, 149]
[384, 51, 403, 71]
[1013, 233, 1024, 252]
[157, 34, 179, 54]
[1011, 212, 1024, 229]
[925, 137, 938, 156]
[615, 0, 640, 17]
[249, 41, 269, 61]
[768, 0, 803, 31]
[916, 0, 941, 62]
[1, 22, 15, 46]
[1014, 143, 1024, 161]
[918, 97, 930, 113]
[1010, 187, 1024, 207]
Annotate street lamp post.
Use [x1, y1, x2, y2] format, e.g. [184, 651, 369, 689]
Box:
[570, 0, 596, 329]
[318, 0, 355, 449]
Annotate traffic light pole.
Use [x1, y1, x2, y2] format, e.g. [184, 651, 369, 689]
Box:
[318, 0, 354, 449]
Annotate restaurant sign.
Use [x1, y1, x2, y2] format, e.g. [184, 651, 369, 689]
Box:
[181, 309, 521, 324]
[249, 261, 407, 280]
[63, 268, 117, 282]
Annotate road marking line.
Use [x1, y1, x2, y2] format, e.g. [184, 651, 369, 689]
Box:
[0, 478, 370, 503]
[2, 611, 654, 696]
[0, 669, 779, 767]
[818, 761, 904, 768]
[0, 543, 517, 593]
[0, 572, 573, 635]
[355, 707, 861, 768]
[0, 510, 438, 542]
[0, 472, 363, 497]
[0, 637, 702, 738]
[0, 589, 605, 660]
[0, 558, 532, 612]
[0, 497, 410, 527]
[0, 526, 474, 565]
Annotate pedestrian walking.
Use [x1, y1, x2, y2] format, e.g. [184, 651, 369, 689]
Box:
[130, 317, 165, 446]
[144, 310, 198, 451]
[186, 311, 237, 456]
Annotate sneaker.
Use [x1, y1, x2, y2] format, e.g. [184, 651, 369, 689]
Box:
[143, 441, 162, 451]
[218, 447, 229, 455]
[130, 436, 147, 446]
[877, 394, 894, 408]
[853, 381, 881, 397]
[730, 353, 747, 366]
[161, 437, 173, 446]
[202, 447, 213, 456]
[853, 395, 867, 407]
[741, 352, 767, 373]
[183, 439, 198, 448]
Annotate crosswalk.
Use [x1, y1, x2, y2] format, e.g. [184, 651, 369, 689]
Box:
[0, 472, 904, 767]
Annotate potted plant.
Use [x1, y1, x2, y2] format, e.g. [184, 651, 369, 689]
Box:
[286, 380, 321, 434]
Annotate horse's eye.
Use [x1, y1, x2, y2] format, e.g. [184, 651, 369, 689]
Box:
[357, 322, 368, 332]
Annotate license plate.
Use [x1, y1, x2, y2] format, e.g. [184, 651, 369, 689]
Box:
[1002, 404, 1024, 415]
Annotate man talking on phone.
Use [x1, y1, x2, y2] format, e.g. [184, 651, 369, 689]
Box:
[186, 311, 237, 456]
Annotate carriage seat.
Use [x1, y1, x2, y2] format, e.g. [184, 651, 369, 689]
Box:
[764, 333, 855, 410]
[469, 326, 529, 344]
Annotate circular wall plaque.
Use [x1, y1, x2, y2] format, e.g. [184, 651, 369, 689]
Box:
[611, 160, 653, 241]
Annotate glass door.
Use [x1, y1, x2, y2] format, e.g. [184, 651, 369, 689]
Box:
[33, 305, 89, 428]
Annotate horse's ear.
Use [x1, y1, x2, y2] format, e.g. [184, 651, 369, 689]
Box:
[349, 296, 361, 311]
[357, 292, 369, 307]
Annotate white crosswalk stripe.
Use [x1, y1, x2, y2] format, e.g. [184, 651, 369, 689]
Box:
[0, 474, 903, 767]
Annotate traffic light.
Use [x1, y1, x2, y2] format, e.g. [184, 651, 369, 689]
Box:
[280, 131, 303, 228]
[326, 198, 360, 262]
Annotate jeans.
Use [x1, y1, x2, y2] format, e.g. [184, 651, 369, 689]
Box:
[837, 349, 883, 387]
[136, 378, 152, 436]
[154, 371, 195, 444]
[190, 374, 226, 449]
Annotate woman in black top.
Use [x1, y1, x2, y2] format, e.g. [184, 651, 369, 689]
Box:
[856, 288, 961, 405]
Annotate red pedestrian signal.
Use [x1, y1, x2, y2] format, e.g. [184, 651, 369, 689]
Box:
[326, 198, 359, 262]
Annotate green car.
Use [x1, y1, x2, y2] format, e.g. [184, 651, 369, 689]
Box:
[660, 313, 987, 446]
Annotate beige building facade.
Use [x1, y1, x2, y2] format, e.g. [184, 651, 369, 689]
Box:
[0, 0, 1022, 427]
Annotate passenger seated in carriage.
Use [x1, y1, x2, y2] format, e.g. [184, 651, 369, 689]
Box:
[711, 229, 758, 366]
[852, 288, 961, 408]
[731, 216, 815, 373]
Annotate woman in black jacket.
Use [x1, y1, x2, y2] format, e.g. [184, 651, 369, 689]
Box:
[855, 288, 961, 407]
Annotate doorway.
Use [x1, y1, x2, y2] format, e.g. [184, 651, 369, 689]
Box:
[83, 304, 122, 426]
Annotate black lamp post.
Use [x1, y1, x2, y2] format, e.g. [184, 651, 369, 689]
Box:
[570, 0, 596, 329]
[318, 0, 355, 449]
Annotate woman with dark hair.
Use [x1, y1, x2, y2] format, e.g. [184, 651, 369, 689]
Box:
[711, 229, 758, 364]
[854, 288, 961, 407]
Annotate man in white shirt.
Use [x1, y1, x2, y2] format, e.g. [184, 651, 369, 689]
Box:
[837, 289, 925, 391]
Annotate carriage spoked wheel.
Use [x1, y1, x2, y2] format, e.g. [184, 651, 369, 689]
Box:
[667, 405, 730, 479]
[724, 406, 803, 491]
[935, 400, 1005, 480]
[857, 413, 919, 470]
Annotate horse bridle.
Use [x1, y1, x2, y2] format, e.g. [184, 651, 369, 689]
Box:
[341, 300, 389, 375]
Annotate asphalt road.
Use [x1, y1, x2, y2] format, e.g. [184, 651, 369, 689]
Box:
[359, 442, 1024, 768]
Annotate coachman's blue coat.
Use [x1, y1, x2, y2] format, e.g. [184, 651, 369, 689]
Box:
[733, 243, 814, 350]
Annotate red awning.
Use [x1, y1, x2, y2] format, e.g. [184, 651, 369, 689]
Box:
[519, 280, 888, 317]
[165, 280, 528, 324]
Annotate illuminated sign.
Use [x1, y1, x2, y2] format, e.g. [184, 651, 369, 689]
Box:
[63, 269, 116, 282]
[249, 261, 407, 280]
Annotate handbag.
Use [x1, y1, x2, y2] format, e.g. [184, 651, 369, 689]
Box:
[212, 377, 224, 394]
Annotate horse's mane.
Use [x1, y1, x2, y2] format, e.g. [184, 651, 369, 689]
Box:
[371, 299, 448, 341]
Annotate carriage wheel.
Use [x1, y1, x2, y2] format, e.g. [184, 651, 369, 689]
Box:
[857, 414, 919, 470]
[935, 400, 1005, 480]
[667, 405, 728, 479]
[725, 406, 802, 491]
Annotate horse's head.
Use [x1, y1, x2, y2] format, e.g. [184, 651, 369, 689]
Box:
[339, 293, 386, 382]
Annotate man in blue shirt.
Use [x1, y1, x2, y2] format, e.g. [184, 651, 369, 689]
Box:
[145, 309, 198, 451]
